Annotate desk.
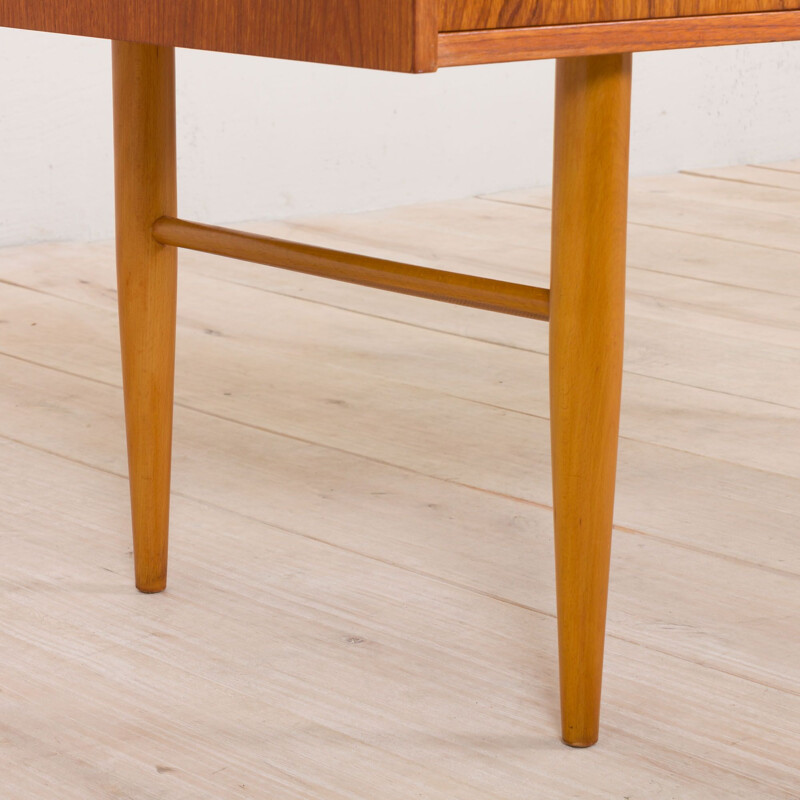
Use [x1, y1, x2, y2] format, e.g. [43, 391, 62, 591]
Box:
[2, 1, 798, 747]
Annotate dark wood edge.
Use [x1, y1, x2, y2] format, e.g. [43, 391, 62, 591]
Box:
[437, 10, 800, 67]
[413, 0, 440, 72]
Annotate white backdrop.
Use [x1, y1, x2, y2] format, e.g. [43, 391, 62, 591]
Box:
[1, 27, 799, 247]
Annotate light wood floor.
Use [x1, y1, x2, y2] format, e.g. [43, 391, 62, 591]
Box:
[1, 160, 799, 799]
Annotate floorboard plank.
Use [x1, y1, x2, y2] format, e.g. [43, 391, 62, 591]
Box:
[483, 182, 800, 255]
[683, 165, 800, 192]
[757, 159, 800, 174]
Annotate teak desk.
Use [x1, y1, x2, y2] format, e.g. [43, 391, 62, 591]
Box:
[2, 1, 798, 748]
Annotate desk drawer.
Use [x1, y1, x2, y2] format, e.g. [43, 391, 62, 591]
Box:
[441, 0, 800, 32]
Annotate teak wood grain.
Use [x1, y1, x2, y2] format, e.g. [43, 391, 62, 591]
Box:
[438, 10, 800, 66]
[3, 0, 800, 70]
[0, 0, 438, 72]
[440, 0, 800, 31]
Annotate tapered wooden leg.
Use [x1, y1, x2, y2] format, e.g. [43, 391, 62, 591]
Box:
[112, 42, 178, 593]
[549, 53, 632, 747]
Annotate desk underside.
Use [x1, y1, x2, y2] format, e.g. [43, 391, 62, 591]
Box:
[0, 0, 798, 72]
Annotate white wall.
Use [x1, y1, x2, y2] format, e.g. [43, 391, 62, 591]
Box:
[1, 27, 799, 247]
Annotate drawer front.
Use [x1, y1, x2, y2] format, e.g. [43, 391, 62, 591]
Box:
[440, 0, 800, 32]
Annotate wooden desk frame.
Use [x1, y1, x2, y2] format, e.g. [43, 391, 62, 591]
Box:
[3, 3, 800, 71]
[3, 1, 799, 748]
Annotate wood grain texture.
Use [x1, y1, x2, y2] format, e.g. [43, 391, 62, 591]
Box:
[3, 236, 800, 570]
[440, 0, 800, 31]
[1, 165, 799, 794]
[0, 0, 438, 72]
[3, 175, 799, 565]
[549, 54, 633, 747]
[2, 0, 797, 71]
[438, 11, 800, 66]
[152, 216, 550, 320]
[685, 163, 800, 190]
[486, 174, 800, 263]
[761, 158, 800, 173]
[113, 43, 177, 593]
